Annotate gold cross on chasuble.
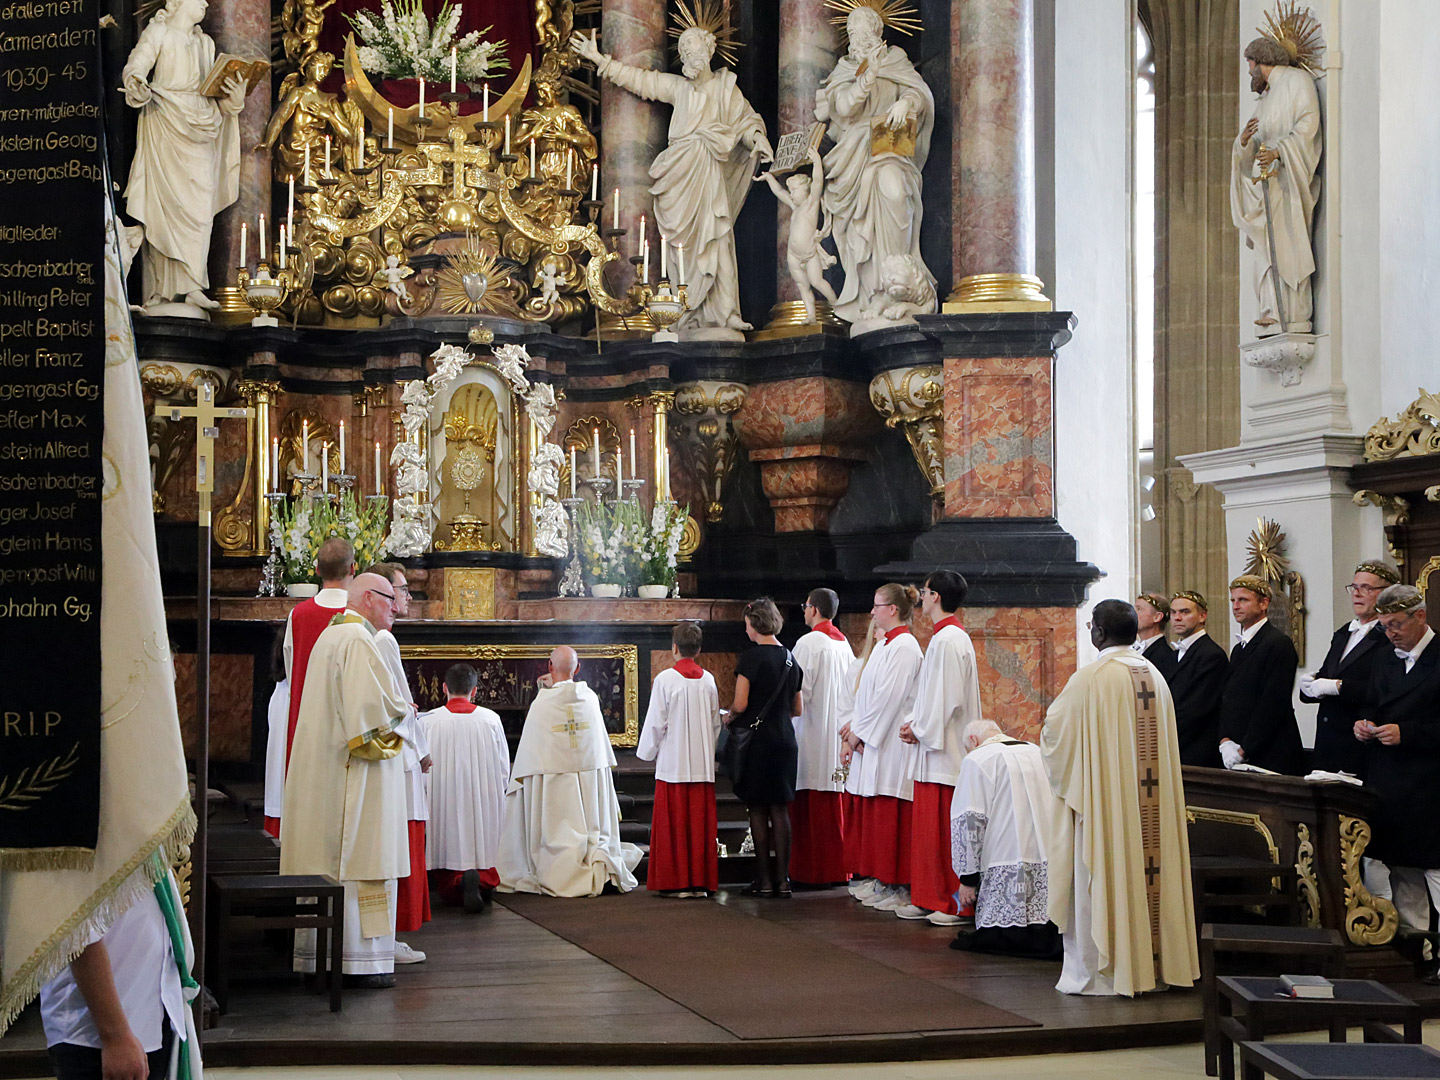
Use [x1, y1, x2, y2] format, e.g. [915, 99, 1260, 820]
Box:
[1129, 663, 1164, 977]
[154, 381, 252, 527]
[553, 706, 588, 750]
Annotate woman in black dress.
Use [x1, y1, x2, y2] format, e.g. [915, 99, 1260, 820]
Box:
[727, 598, 804, 897]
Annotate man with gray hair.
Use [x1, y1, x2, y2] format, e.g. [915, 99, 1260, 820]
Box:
[1354, 584, 1440, 976]
[949, 720, 1066, 958]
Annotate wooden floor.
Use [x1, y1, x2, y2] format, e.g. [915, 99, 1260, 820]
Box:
[0, 888, 1219, 1074]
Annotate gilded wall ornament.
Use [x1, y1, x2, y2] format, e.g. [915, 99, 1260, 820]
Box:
[1338, 814, 1398, 946]
[1362, 388, 1440, 462]
[1243, 516, 1307, 664]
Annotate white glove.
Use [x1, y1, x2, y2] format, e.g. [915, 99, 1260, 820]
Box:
[1298, 673, 1341, 698]
[1220, 741, 1244, 769]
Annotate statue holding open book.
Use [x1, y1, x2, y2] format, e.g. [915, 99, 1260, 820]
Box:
[121, 0, 264, 318]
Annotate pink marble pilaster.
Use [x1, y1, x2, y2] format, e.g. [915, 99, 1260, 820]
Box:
[942, 354, 1053, 518]
[205, 1, 271, 292]
[775, 0, 838, 301]
[953, 0, 1035, 281]
[601, 0, 667, 294]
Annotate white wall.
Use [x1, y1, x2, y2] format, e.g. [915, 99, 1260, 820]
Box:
[1051, 0, 1136, 660]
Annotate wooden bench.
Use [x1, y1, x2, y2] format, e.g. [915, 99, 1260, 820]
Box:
[208, 874, 343, 1014]
[1192, 855, 1300, 929]
[1239, 1040, 1440, 1080]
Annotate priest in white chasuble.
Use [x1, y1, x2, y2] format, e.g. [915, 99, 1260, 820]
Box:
[282, 574, 412, 987]
[790, 588, 855, 886]
[419, 664, 510, 913]
[1041, 600, 1198, 997]
[498, 647, 642, 897]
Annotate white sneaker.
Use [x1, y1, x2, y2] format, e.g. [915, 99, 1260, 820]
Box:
[861, 885, 897, 908]
[873, 887, 911, 912]
[393, 941, 426, 964]
[893, 903, 931, 920]
[926, 911, 965, 926]
[849, 878, 877, 899]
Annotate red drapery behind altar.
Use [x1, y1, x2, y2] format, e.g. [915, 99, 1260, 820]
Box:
[317, 0, 537, 95]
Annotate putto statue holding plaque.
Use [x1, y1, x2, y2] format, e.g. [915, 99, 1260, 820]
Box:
[815, 0, 936, 334]
[573, 1, 773, 340]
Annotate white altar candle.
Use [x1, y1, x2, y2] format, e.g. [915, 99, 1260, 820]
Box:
[504, 114, 511, 154]
[590, 163, 598, 201]
[303, 144, 311, 186]
[529, 138, 536, 177]
[374, 441, 383, 494]
[324, 136, 332, 178]
[483, 84, 490, 122]
[636, 214, 645, 257]
[271, 437, 279, 492]
[565, 149, 572, 190]
[287, 175, 294, 242]
[258, 213, 267, 262]
[302, 419, 309, 466]
[569, 445, 577, 497]
[660, 235, 667, 280]
[629, 428, 637, 477]
[355, 124, 363, 169]
[677, 243, 685, 287]
[591, 428, 600, 478]
[418, 78, 426, 119]
[278, 224, 286, 270]
[616, 445, 624, 486]
[612, 188, 620, 230]
[321, 443, 329, 490]
[387, 108, 393, 149]
[338, 420, 346, 472]
[664, 447, 671, 497]
[239, 222, 247, 269]
[641, 238, 649, 284]
[450, 47, 457, 94]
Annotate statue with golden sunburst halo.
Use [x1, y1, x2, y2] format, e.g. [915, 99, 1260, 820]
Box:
[1243, 516, 1308, 663]
[1231, 2, 1324, 339]
[814, 0, 936, 335]
[570, 1, 773, 340]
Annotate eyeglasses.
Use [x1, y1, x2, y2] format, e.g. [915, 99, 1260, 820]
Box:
[1346, 583, 1383, 595]
[367, 588, 397, 604]
[872, 602, 896, 609]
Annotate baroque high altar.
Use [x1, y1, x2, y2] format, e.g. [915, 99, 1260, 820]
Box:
[133, 0, 1097, 758]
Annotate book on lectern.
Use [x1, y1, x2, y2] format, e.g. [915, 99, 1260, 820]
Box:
[1279, 974, 1334, 999]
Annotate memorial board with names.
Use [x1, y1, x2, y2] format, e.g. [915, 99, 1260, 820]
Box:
[0, 0, 107, 867]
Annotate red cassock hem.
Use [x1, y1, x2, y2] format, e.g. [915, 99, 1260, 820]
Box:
[647, 780, 718, 892]
[842, 792, 865, 878]
[790, 790, 847, 884]
[853, 795, 913, 885]
[909, 780, 960, 914]
[262, 816, 280, 839]
[430, 867, 499, 905]
[395, 820, 431, 932]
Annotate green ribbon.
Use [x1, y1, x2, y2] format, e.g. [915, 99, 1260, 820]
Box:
[149, 852, 197, 1080]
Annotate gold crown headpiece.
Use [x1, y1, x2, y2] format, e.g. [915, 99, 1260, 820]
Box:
[1258, 1, 1324, 75]
[824, 0, 923, 38]
[669, 0, 740, 67]
[1172, 590, 1208, 613]
[1375, 585, 1425, 615]
[1137, 592, 1170, 615]
[1229, 574, 1272, 600]
[1354, 560, 1401, 585]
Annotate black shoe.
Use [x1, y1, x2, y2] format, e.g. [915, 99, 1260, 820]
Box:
[739, 881, 771, 897]
[772, 883, 792, 899]
[343, 973, 396, 989]
[1421, 959, 1440, 986]
[462, 869, 485, 913]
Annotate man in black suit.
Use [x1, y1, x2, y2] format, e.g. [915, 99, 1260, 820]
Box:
[1133, 591, 1177, 675]
[1298, 560, 1399, 775]
[1354, 585, 1439, 976]
[1163, 590, 1228, 767]
[1219, 574, 1303, 774]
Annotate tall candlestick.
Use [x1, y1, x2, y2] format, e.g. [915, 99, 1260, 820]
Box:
[258, 213, 267, 263]
[303, 144, 311, 186]
[450, 47, 457, 94]
[590, 163, 598, 201]
[355, 124, 363, 169]
[612, 187, 620, 230]
[664, 447, 671, 499]
[278, 224, 286, 270]
[677, 243, 685, 287]
[338, 421, 346, 473]
[591, 428, 600, 478]
[629, 428, 637, 478]
[375, 441, 382, 495]
[641, 238, 649, 284]
[324, 136, 332, 178]
[321, 443, 329, 490]
[302, 419, 309, 466]
[636, 214, 645, 257]
[504, 114, 511, 154]
[565, 149, 572, 190]
[617, 445, 624, 487]
[387, 107, 393, 148]
[483, 84, 490, 121]
[529, 138, 536, 177]
[287, 175, 294, 243]
[660, 235, 667, 280]
[418, 78, 425, 119]
[239, 222, 247, 269]
[569, 445, 577, 498]
[271, 436, 279, 492]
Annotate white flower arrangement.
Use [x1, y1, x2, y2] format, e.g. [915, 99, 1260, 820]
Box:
[350, 0, 509, 85]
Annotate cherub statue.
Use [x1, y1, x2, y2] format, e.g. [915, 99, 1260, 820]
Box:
[757, 147, 838, 325]
[373, 254, 414, 304]
[524, 380, 558, 440]
[491, 343, 532, 397]
[538, 262, 562, 308]
[858, 254, 935, 328]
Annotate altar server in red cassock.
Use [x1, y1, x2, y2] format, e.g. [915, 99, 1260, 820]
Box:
[791, 588, 855, 885]
[262, 630, 289, 838]
[894, 570, 983, 925]
[419, 664, 510, 912]
[273, 537, 355, 836]
[843, 583, 924, 912]
[637, 622, 723, 896]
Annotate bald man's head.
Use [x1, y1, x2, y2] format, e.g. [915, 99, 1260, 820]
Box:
[349, 572, 397, 631]
[548, 645, 578, 681]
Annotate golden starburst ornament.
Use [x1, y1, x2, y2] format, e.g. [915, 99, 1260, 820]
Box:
[1244, 516, 1290, 583]
[824, 0, 923, 38]
[434, 234, 521, 317]
[669, 0, 740, 67]
[1259, 1, 1324, 75]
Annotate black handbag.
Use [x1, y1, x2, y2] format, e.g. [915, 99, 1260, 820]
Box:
[717, 650, 793, 785]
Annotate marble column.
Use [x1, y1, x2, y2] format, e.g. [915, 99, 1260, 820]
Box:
[205, 0, 271, 314]
[600, 0, 667, 298]
[774, 0, 838, 305]
[948, 0, 1048, 308]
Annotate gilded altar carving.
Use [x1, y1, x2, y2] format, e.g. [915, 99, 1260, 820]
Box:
[1186, 805, 1280, 864]
[868, 365, 944, 498]
[1352, 490, 1410, 568]
[443, 568, 497, 620]
[1338, 813, 1398, 946]
[1295, 822, 1320, 928]
[1243, 516, 1307, 665]
[1362, 388, 1440, 462]
[673, 382, 746, 524]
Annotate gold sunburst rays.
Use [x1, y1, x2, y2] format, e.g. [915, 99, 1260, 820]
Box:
[668, 0, 740, 67]
[824, 0, 923, 39]
[1244, 516, 1291, 583]
[1259, 1, 1324, 75]
[435, 235, 522, 317]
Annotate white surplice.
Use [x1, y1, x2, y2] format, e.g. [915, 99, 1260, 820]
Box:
[849, 631, 924, 799]
[263, 678, 289, 821]
[1040, 647, 1198, 997]
[418, 704, 510, 872]
[375, 628, 427, 823]
[792, 629, 856, 792]
[636, 667, 721, 784]
[909, 622, 983, 786]
[498, 680, 641, 896]
[951, 737, 1066, 929]
[282, 612, 410, 974]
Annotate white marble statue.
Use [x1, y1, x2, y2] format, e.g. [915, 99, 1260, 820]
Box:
[528, 442, 569, 558]
[757, 147, 838, 325]
[374, 254, 414, 304]
[121, 0, 246, 318]
[524, 381, 558, 440]
[815, 6, 936, 335]
[1230, 35, 1322, 337]
[868, 253, 934, 323]
[573, 25, 773, 339]
[538, 262, 562, 308]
